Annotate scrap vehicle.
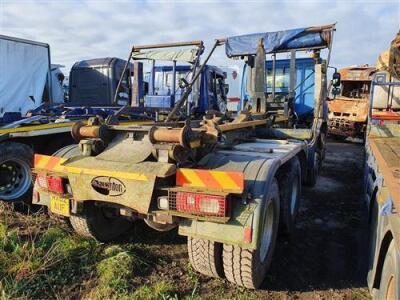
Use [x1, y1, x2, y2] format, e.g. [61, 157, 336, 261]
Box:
[327, 65, 376, 139]
[365, 32, 400, 299]
[32, 24, 335, 289]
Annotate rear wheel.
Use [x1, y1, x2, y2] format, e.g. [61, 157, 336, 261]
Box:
[376, 241, 400, 299]
[0, 142, 33, 203]
[306, 151, 320, 187]
[222, 179, 280, 289]
[279, 157, 302, 234]
[188, 237, 224, 278]
[70, 202, 132, 242]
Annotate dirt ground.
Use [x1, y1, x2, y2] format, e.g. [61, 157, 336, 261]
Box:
[1, 140, 372, 299]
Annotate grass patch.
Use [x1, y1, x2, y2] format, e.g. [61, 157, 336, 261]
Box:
[0, 204, 101, 299]
[132, 280, 178, 300]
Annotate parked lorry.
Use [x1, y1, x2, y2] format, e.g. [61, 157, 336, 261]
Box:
[32, 24, 335, 289]
[68, 57, 133, 106]
[327, 65, 376, 139]
[365, 32, 400, 299]
[0, 35, 64, 123]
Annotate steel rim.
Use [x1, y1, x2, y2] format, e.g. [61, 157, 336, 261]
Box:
[0, 159, 31, 201]
[290, 177, 299, 215]
[260, 201, 274, 262]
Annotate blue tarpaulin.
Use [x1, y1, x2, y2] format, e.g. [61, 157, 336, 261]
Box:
[225, 27, 330, 57]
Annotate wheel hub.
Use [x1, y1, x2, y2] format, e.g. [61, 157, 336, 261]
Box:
[0, 159, 31, 201]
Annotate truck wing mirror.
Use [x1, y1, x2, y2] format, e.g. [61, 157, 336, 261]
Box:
[332, 72, 341, 88]
[224, 83, 229, 96]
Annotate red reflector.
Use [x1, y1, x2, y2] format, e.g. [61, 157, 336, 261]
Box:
[244, 227, 252, 243]
[47, 176, 64, 194]
[176, 192, 227, 217]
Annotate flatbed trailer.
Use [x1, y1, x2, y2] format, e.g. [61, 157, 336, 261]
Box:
[32, 25, 335, 289]
[365, 32, 400, 299]
[0, 114, 152, 203]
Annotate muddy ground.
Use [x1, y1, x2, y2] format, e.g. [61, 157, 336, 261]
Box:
[1, 140, 371, 299]
[136, 140, 371, 299]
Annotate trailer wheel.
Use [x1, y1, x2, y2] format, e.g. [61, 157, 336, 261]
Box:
[0, 142, 33, 203]
[70, 202, 132, 242]
[188, 237, 224, 278]
[306, 152, 321, 187]
[222, 179, 280, 289]
[279, 157, 302, 234]
[376, 241, 400, 300]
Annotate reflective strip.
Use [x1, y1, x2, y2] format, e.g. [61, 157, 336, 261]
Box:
[34, 155, 66, 172]
[34, 154, 148, 181]
[176, 168, 244, 193]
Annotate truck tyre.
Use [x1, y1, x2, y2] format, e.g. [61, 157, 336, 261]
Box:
[0, 142, 33, 203]
[279, 157, 301, 234]
[188, 237, 224, 278]
[70, 202, 132, 242]
[306, 151, 320, 187]
[376, 241, 400, 300]
[52, 144, 80, 158]
[222, 179, 280, 289]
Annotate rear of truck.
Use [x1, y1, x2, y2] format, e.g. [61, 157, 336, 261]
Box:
[365, 32, 400, 299]
[32, 25, 335, 289]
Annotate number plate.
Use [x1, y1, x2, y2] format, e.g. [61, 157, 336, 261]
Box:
[50, 194, 70, 217]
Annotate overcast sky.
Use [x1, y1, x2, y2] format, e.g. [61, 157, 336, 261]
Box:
[1, 0, 399, 73]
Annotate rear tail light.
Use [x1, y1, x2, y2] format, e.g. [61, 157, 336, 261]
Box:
[176, 192, 227, 217]
[35, 173, 66, 194]
[36, 174, 48, 189]
[47, 176, 65, 194]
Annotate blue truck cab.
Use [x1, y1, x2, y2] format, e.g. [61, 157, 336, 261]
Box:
[145, 65, 228, 115]
[241, 57, 317, 124]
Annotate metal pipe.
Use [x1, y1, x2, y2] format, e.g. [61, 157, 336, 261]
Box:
[150, 60, 155, 96]
[132, 40, 203, 51]
[47, 44, 53, 104]
[113, 48, 134, 105]
[272, 53, 276, 99]
[172, 60, 176, 106]
[289, 50, 296, 97]
[307, 24, 336, 33]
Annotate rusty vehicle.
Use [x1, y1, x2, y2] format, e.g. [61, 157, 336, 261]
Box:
[365, 32, 400, 299]
[327, 65, 376, 139]
[31, 24, 335, 289]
